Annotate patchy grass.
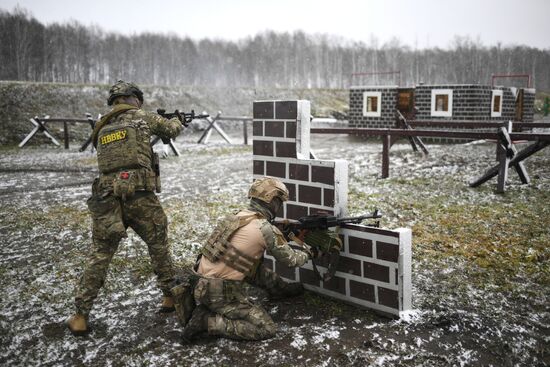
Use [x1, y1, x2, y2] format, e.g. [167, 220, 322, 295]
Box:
[413, 197, 550, 288]
[347, 170, 550, 292]
[1, 135, 549, 366]
[0, 204, 89, 232]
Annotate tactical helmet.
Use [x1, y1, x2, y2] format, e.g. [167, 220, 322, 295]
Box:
[107, 80, 144, 106]
[248, 177, 289, 203]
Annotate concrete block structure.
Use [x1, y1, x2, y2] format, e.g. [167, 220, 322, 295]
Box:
[252, 100, 348, 219]
[349, 84, 536, 128]
[349, 86, 399, 128]
[253, 99, 412, 317]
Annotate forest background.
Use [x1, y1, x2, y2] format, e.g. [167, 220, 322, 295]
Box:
[1, 8, 549, 91]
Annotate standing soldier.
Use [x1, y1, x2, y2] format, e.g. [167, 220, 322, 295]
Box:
[180, 177, 318, 342]
[67, 80, 183, 335]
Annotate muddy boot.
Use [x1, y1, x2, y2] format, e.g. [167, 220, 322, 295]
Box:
[268, 282, 304, 300]
[67, 313, 89, 336]
[159, 296, 176, 313]
[181, 305, 211, 343]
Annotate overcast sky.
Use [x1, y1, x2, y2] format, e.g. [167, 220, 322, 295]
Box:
[1, 0, 549, 49]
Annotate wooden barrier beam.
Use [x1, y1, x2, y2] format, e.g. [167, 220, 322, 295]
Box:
[395, 110, 429, 155]
[79, 113, 96, 152]
[496, 127, 513, 193]
[19, 116, 61, 148]
[197, 112, 232, 144]
[310, 127, 550, 141]
[470, 140, 550, 190]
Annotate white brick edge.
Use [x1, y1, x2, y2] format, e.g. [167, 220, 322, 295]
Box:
[363, 91, 382, 117]
[430, 89, 453, 117]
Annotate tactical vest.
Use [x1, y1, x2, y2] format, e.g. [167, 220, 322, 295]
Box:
[201, 212, 264, 279]
[97, 116, 152, 174]
[94, 106, 160, 195]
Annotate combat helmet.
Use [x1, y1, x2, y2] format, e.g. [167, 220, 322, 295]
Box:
[107, 80, 144, 106]
[248, 177, 289, 203]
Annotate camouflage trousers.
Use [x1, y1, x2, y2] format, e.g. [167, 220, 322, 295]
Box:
[74, 191, 175, 316]
[193, 264, 298, 340]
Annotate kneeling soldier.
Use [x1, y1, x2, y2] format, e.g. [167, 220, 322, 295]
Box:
[181, 177, 316, 342]
[67, 80, 183, 335]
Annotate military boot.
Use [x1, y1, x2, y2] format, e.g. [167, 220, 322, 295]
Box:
[268, 282, 304, 300]
[181, 305, 211, 343]
[171, 282, 196, 326]
[67, 313, 89, 336]
[159, 296, 176, 313]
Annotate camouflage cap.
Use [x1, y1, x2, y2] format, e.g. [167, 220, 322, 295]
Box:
[107, 80, 144, 106]
[248, 177, 289, 203]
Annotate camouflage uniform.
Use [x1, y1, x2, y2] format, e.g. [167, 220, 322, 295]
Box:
[191, 199, 310, 341]
[74, 88, 182, 317]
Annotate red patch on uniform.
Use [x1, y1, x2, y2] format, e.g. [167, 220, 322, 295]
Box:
[120, 171, 130, 180]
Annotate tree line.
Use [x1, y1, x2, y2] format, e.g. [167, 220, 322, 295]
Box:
[1, 7, 549, 91]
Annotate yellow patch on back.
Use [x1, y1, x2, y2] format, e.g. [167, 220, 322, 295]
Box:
[100, 129, 128, 145]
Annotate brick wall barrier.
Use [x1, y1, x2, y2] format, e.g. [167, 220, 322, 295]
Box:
[253, 99, 412, 317]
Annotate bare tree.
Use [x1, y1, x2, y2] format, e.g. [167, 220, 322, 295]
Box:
[1, 7, 549, 91]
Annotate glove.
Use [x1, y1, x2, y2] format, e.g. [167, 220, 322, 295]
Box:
[309, 246, 323, 259]
[174, 110, 187, 126]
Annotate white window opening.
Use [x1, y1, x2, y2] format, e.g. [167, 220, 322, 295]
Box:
[491, 90, 503, 117]
[363, 91, 382, 117]
[430, 89, 453, 117]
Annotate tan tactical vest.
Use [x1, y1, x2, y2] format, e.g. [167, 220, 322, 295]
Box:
[94, 105, 160, 195]
[201, 212, 263, 278]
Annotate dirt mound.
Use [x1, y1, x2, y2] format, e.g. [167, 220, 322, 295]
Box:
[0, 81, 348, 145]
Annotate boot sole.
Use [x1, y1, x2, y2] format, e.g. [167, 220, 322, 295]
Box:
[67, 323, 90, 337]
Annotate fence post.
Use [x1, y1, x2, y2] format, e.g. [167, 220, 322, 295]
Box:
[382, 134, 390, 178]
[243, 120, 248, 145]
[64, 121, 69, 149]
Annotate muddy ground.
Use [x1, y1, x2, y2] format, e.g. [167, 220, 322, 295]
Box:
[0, 127, 549, 366]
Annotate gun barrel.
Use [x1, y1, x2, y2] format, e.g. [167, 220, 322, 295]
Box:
[337, 211, 382, 224]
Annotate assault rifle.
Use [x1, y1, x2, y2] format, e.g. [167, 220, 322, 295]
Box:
[273, 209, 382, 281]
[157, 108, 209, 127]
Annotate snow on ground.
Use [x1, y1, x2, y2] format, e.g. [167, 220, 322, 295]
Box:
[1, 129, 549, 366]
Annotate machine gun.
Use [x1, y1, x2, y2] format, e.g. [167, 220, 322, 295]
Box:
[156, 108, 209, 127]
[275, 209, 382, 232]
[273, 209, 382, 281]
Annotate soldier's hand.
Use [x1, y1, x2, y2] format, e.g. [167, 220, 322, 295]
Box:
[174, 110, 184, 123]
[297, 229, 309, 242]
[310, 247, 324, 259]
